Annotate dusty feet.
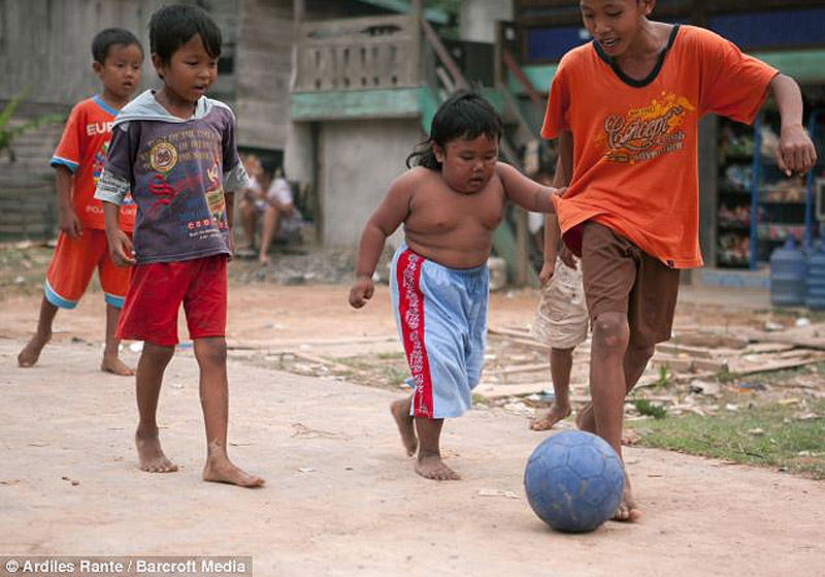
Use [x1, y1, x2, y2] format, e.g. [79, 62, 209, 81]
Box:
[203, 453, 265, 488]
[101, 352, 135, 376]
[530, 404, 572, 431]
[415, 453, 460, 481]
[136, 429, 179, 473]
[575, 402, 597, 433]
[17, 332, 51, 367]
[613, 476, 642, 522]
[390, 399, 418, 456]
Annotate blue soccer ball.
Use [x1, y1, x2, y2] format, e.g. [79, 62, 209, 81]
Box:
[524, 431, 625, 533]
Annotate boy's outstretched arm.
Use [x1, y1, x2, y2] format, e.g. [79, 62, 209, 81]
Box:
[349, 175, 412, 309]
[495, 162, 560, 214]
[769, 74, 818, 176]
[101, 201, 135, 267]
[55, 166, 82, 238]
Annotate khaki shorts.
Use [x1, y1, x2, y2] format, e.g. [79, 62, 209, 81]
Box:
[580, 222, 680, 348]
[530, 256, 588, 349]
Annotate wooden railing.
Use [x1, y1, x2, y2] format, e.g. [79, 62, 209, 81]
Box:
[294, 15, 420, 92]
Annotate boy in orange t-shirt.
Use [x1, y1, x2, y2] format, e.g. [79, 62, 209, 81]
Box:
[542, 0, 817, 521]
[17, 28, 143, 374]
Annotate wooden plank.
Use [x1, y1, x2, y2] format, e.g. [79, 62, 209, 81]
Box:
[730, 353, 825, 377]
[489, 327, 534, 339]
[744, 330, 825, 351]
[671, 333, 749, 349]
[655, 342, 716, 359]
[652, 354, 728, 373]
[228, 335, 397, 349]
[492, 363, 548, 376]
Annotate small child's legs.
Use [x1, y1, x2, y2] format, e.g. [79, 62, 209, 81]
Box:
[195, 337, 265, 488]
[530, 347, 574, 431]
[135, 342, 178, 473]
[391, 394, 459, 480]
[18, 296, 58, 367]
[101, 303, 134, 376]
[414, 415, 459, 480]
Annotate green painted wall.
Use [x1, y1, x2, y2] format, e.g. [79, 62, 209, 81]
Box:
[291, 88, 422, 122]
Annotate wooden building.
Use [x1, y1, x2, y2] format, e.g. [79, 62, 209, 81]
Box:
[0, 0, 293, 240]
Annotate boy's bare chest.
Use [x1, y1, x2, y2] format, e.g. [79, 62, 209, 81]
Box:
[408, 187, 504, 232]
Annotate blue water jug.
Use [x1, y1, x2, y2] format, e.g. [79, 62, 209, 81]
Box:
[806, 242, 825, 310]
[769, 237, 807, 306]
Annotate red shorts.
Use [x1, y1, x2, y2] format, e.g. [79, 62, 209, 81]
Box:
[116, 255, 227, 347]
[45, 229, 131, 309]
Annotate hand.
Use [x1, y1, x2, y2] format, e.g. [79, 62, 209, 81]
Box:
[776, 125, 817, 177]
[349, 276, 375, 309]
[58, 208, 82, 239]
[559, 243, 577, 270]
[555, 187, 567, 198]
[538, 260, 555, 285]
[108, 230, 135, 267]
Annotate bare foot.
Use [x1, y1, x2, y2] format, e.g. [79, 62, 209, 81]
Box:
[390, 399, 417, 456]
[136, 430, 178, 473]
[575, 402, 597, 433]
[415, 454, 460, 481]
[258, 254, 270, 266]
[530, 404, 572, 431]
[18, 332, 51, 367]
[613, 475, 642, 522]
[203, 454, 265, 488]
[101, 354, 135, 376]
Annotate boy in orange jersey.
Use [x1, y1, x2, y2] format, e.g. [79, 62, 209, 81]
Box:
[18, 28, 143, 375]
[543, 0, 817, 521]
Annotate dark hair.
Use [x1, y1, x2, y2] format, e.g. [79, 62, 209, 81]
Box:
[406, 91, 503, 170]
[92, 28, 143, 65]
[149, 3, 222, 65]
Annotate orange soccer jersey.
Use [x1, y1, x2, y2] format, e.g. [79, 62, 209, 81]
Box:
[542, 25, 777, 269]
[50, 95, 136, 231]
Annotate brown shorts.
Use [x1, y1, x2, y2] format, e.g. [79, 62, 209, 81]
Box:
[580, 222, 680, 347]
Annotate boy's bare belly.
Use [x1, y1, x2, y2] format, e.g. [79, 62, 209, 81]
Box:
[404, 227, 494, 269]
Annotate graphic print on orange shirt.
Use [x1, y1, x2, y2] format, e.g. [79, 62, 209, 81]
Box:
[600, 92, 695, 164]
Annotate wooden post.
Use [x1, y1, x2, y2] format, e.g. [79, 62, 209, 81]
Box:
[292, 0, 305, 92]
[410, 0, 423, 86]
[494, 20, 504, 89]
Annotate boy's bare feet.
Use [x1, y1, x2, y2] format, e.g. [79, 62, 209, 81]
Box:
[101, 353, 135, 376]
[390, 399, 418, 456]
[258, 254, 270, 266]
[18, 332, 51, 367]
[415, 453, 460, 481]
[575, 402, 597, 433]
[613, 475, 642, 522]
[530, 404, 572, 431]
[136, 429, 178, 473]
[203, 453, 265, 488]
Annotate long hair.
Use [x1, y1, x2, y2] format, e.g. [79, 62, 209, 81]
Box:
[406, 91, 503, 170]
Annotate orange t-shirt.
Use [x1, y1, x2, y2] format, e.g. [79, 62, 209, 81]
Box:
[542, 25, 777, 269]
[50, 96, 136, 232]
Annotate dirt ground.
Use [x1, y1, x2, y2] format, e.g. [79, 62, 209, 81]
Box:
[2, 272, 825, 576]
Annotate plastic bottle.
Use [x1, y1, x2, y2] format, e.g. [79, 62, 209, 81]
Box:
[769, 237, 807, 306]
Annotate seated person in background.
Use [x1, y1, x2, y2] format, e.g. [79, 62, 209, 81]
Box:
[236, 154, 265, 257]
[258, 168, 297, 265]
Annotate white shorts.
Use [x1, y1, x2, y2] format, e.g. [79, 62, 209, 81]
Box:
[530, 256, 588, 349]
